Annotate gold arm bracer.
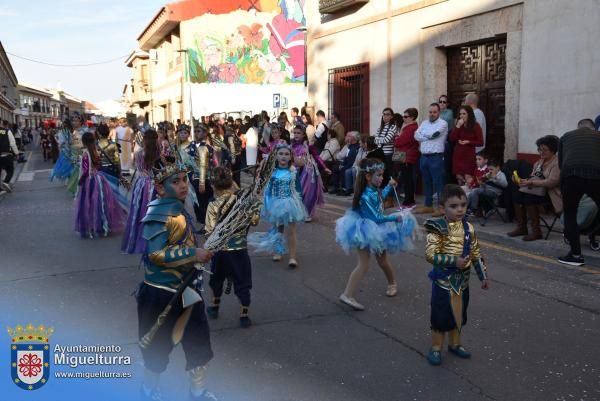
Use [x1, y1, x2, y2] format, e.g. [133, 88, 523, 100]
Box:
[196, 146, 209, 185]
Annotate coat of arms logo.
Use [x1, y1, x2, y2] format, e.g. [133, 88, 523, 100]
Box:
[7, 323, 54, 390]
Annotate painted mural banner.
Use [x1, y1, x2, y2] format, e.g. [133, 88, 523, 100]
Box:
[185, 0, 306, 85]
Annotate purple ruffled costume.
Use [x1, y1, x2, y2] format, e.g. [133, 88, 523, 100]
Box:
[292, 141, 326, 217]
[74, 150, 125, 238]
[121, 150, 156, 253]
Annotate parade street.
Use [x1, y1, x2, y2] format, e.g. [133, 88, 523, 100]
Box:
[1, 149, 599, 401]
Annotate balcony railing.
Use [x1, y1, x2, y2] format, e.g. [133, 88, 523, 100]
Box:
[319, 0, 369, 13]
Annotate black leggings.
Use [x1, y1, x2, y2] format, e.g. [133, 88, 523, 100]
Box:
[562, 176, 600, 255]
[0, 155, 14, 184]
[396, 162, 415, 205]
[209, 249, 252, 306]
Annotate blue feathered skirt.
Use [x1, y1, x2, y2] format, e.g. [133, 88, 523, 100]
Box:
[261, 196, 308, 227]
[50, 152, 74, 182]
[248, 227, 288, 255]
[335, 209, 417, 254]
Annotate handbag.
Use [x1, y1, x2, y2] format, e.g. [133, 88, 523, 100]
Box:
[518, 163, 547, 197]
[518, 185, 547, 197]
[392, 149, 406, 163]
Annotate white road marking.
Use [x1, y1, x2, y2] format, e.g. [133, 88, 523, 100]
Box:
[22, 151, 33, 172]
[18, 172, 35, 182]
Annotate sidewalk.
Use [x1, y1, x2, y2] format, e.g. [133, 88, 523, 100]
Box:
[321, 189, 600, 268]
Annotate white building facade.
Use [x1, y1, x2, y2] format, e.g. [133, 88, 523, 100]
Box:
[306, 0, 600, 162]
[16, 83, 53, 128]
[130, 0, 308, 125]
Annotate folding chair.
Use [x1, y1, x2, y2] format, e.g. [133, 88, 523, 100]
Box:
[539, 203, 562, 240]
[477, 193, 507, 227]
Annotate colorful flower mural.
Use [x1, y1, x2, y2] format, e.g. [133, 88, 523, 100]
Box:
[187, 0, 305, 85]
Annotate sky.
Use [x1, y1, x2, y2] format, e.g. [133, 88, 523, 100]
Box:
[1, 0, 168, 104]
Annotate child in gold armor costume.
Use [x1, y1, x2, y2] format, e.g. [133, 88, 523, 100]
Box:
[424, 184, 490, 366]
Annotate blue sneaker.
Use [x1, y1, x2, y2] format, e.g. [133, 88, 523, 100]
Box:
[240, 316, 252, 328]
[190, 389, 219, 401]
[427, 348, 442, 366]
[206, 306, 219, 319]
[448, 344, 471, 359]
[140, 385, 165, 401]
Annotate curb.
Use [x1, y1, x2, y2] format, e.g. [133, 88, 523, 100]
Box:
[247, 177, 600, 268]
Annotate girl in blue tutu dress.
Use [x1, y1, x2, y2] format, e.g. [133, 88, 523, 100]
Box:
[121, 129, 159, 253]
[51, 121, 75, 183]
[249, 143, 308, 268]
[74, 131, 126, 238]
[336, 158, 417, 310]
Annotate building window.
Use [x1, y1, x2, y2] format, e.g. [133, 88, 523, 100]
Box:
[141, 64, 148, 85]
[327, 63, 369, 133]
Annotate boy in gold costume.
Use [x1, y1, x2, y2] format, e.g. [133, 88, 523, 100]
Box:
[424, 184, 490, 366]
[205, 166, 259, 328]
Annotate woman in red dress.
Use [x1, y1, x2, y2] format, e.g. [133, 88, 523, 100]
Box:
[450, 105, 484, 185]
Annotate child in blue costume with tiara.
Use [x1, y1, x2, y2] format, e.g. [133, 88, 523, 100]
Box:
[336, 158, 417, 311]
[249, 143, 308, 268]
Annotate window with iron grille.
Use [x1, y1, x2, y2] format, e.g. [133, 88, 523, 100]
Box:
[328, 63, 369, 133]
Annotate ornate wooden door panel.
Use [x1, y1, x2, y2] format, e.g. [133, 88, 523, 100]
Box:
[447, 38, 506, 161]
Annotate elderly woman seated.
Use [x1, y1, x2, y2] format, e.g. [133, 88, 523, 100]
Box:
[507, 135, 562, 241]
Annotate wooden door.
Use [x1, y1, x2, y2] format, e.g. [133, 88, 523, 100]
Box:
[447, 38, 506, 161]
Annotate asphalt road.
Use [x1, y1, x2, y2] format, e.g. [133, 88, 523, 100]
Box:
[1, 149, 599, 401]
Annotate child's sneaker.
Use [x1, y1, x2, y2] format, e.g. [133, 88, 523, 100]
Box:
[240, 306, 251, 328]
[190, 389, 219, 401]
[448, 344, 471, 359]
[206, 306, 219, 319]
[240, 316, 252, 328]
[427, 348, 442, 366]
[339, 294, 365, 311]
[140, 385, 165, 401]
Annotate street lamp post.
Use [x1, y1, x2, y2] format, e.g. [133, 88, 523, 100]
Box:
[176, 49, 193, 132]
[297, 26, 308, 88]
[148, 53, 157, 126]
